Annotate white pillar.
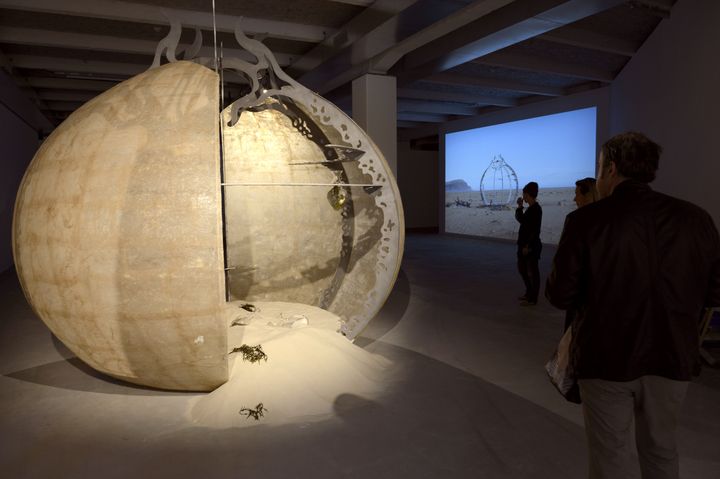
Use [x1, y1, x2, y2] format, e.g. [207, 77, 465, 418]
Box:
[352, 74, 397, 177]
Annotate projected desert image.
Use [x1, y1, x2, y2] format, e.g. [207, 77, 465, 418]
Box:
[444, 107, 597, 245]
[445, 187, 576, 244]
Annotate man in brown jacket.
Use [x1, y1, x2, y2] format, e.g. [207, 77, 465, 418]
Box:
[546, 131, 720, 479]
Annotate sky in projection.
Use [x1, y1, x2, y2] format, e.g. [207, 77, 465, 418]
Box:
[445, 107, 597, 190]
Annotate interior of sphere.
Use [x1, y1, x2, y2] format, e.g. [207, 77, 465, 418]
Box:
[221, 93, 404, 340]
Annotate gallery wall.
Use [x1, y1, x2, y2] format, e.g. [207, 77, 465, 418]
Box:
[609, 0, 720, 224]
[0, 72, 49, 273]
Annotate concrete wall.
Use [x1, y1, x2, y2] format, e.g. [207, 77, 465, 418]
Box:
[609, 0, 720, 223]
[397, 140, 439, 230]
[0, 71, 50, 273]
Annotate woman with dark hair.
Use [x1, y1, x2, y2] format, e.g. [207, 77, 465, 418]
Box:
[515, 181, 542, 306]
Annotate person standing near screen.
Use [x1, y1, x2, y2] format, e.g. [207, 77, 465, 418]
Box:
[546, 131, 720, 479]
[515, 181, 542, 306]
[562, 177, 598, 330]
[574, 177, 598, 208]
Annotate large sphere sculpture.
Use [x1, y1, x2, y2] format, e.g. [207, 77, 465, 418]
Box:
[13, 41, 403, 391]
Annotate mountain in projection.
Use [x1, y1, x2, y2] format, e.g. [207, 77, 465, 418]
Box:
[446, 179, 472, 192]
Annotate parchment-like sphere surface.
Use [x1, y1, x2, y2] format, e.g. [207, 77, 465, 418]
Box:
[13, 62, 227, 391]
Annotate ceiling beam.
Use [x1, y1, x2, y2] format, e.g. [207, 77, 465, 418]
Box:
[561, 80, 606, 96]
[475, 50, 615, 82]
[628, 0, 673, 18]
[538, 26, 641, 56]
[0, 0, 332, 43]
[426, 73, 564, 96]
[8, 55, 145, 78]
[369, 0, 516, 73]
[299, 0, 513, 94]
[42, 100, 85, 111]
[397, 0, 626, 85]
[291, 0, 418, 74]
[24, 77, 118, 91]
[397, 111, 451, 123]
[632, 0, 674, 7]
[35, 91, 99, 102]
[326, 0, 374, 6]
[14, 60, 248, 91]
[397, 99, 478, 116]
[0, 27, 295, 66]
[397, 87, 518, 107]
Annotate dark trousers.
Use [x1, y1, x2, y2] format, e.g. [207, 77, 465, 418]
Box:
[517, 251, 540, 302]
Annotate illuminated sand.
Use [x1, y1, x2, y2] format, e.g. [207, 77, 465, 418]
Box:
[189, 302, 391, 428]
[445, 187, 577, 245]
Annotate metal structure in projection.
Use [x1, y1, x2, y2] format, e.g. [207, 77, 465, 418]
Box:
[479, 155, 519, 207]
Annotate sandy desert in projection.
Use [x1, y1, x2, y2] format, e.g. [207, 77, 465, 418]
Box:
[445, 187, 577, 245]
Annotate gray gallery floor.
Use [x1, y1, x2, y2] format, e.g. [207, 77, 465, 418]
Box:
[1, 234, 719, 478]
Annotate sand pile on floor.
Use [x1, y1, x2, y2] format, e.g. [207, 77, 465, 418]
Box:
[188, 302, 391, 428]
